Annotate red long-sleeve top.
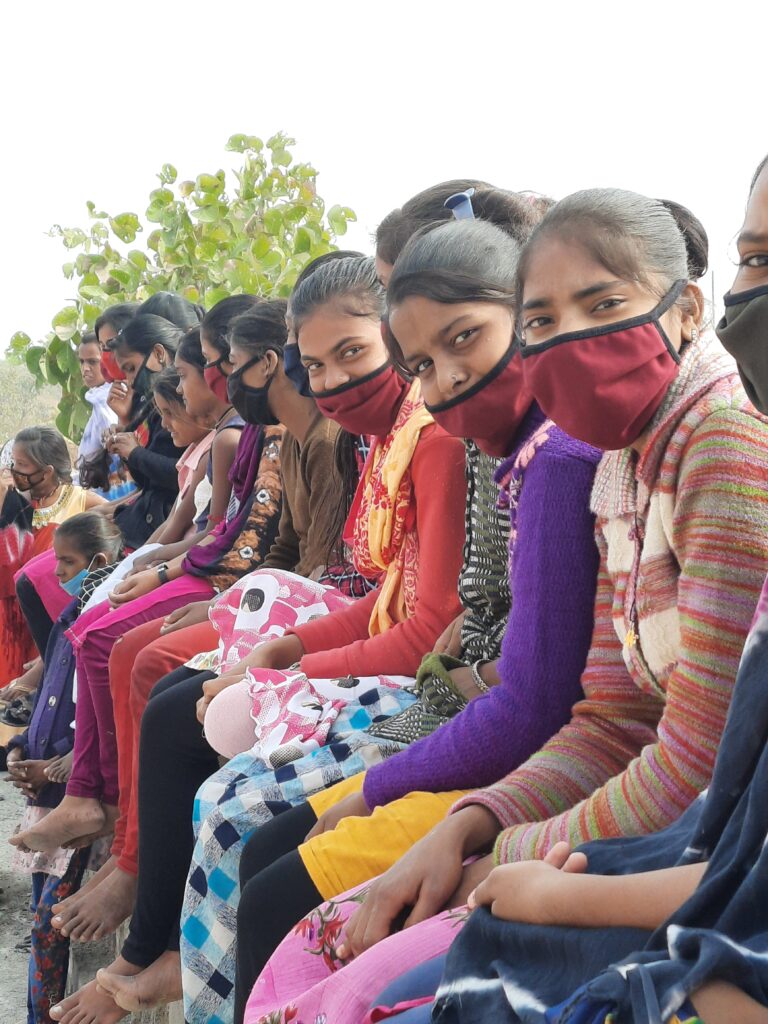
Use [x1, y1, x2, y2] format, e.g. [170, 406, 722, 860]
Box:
[291, 423, 467, 679]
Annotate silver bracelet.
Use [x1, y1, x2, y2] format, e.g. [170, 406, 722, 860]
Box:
[470, 660, 490, 693]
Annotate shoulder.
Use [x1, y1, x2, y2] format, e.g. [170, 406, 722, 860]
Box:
[411, 422, 466, 476]
[677, 387, 768, 477]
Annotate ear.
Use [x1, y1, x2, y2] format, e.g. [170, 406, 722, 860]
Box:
[681, 283, 705, 340]
[93, 552, 108, 568]
[154, 344, 168, 367]
[261, 349, 280, 379]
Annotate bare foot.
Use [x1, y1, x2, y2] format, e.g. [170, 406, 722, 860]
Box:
[62, 802, 119, 849]
[97, 950, 182, 1012]
[45, 750, 73, 784]
[57, 865, 137, 941]
[52, 854, 118, 931]
[9, 795, 106, 852]
[49, 977, 129, 1023]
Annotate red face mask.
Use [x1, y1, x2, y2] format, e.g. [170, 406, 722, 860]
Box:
[100, 350, 125, 383]
[425, 345, 533, 457]
[519, 281, 686, 451]
[204, 361, 230, 403]
[313, 363, 411, 436]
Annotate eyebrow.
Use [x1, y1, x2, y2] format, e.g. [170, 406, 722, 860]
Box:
[737, 230, 768, 246]
[522, 280, 626, 311]
[300, 336, 366, 363]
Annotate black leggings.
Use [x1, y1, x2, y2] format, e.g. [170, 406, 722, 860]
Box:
[16, 572, 54, 659]
[235, 802, 321, 1023]
[121, 666, 219, 967]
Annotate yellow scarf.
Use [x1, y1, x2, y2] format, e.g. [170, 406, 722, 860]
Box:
[351, 380, 433, 636]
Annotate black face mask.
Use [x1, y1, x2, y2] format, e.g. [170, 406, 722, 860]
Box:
[227, 354, 281, 425]
[283, 344, 312, 397]
[716, 283, 768, 414]
[11, 467, 47, 492]
[132, 351, 160, 400]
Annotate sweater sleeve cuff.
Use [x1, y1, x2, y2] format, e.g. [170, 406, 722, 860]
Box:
[449, 787, 513, 829]
[289, 619, 334, 657]
[493, 827, 519, 865]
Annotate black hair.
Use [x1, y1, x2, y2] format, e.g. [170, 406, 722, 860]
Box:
[176, 326, 206, 370]
[114, 314, 183, 359]
[228, 300, 289, 359]
[657, 199, 709, 280]
[14, 426, 72, 483]
[376, 180, 551, 264]
[293, 250, 365, 292]
[55, 511, 123, 563]
[290, 256, 384, 332]
[138, 292, 204, 330]
[79, 330, 98, 347]
[201, 295, 261, 359]
[151, 366, 186, 406]
[94, 302, 139, 345]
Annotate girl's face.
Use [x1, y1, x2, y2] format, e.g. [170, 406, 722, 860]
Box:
[297, 307, 387, 392]
[154, 393, 207, 447]
[732, 166, 768, 294]
[175, 354, 214, 417]
[388, 297, 513, 407]
[79, 341, 104, 388]
[116, 344, 165, 386]
[53, 532, 92, 583]
[201, 332, 233, 375]
[10, 443, 54, 495]
[519, 237, 693, 351]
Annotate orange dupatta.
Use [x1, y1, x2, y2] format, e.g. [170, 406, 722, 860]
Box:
[349, 380, 433, 637]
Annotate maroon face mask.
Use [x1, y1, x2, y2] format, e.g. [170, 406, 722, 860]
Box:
[204, 360, 230, 403]
[313, 363, 411, 436]
[100, 350, 125, 383]
[425, 346, 533, 457]
[519, 281, 686, 451]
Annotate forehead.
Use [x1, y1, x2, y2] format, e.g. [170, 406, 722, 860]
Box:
[741, 166, 768, 238]
[12, 442, 35, 464]
[79, 341, 101, 357]
[297, 306, 375, 352]
[523, 236, 615, 296]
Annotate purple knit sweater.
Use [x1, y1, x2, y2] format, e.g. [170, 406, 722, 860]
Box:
[363, 404, 602, 809]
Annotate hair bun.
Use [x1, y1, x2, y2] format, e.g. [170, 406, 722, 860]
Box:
[657, 198, 709, 280]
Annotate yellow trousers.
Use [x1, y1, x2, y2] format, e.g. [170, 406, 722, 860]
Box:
[302, 773, 470, 899]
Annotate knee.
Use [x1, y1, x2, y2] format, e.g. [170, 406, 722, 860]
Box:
[204, 683, 254, 759]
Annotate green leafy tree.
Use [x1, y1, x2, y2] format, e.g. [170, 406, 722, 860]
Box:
[8, 132, 355, 441]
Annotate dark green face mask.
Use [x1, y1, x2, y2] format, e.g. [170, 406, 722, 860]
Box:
[716, 283, 768, 414]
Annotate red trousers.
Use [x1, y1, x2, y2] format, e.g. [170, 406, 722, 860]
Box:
[108, 618, 218, 875]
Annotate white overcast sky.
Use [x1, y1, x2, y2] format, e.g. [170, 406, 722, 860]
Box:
[1, 0, 765, 349]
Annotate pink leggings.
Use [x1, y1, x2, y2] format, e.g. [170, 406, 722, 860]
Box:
[65, 577, 213, 805]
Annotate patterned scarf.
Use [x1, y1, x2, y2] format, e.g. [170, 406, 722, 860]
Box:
[349, 380, 433, 636]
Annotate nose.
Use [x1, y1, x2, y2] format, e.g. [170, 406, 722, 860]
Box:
[434, 361, 468, 401]
[322, 367, 351, 392]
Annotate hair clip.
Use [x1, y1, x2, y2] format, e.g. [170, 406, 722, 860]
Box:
[444, 188, 476, 221]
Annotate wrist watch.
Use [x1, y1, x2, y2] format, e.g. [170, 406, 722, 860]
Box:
[156, 562, 170, 585]
[470, 660, 490, 693]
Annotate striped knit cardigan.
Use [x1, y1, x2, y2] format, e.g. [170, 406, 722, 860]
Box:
[453, 339, 768, 863]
